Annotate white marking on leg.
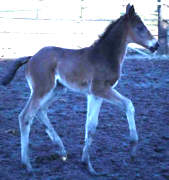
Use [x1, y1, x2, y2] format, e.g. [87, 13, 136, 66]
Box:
[19, 80, 41, 170]
[38, 107, 66, 157]
[26, 75, 34, 95]
[19, 100, 38, 171]
[82, 95, 103, 162]
[102, 89, 138, 142]
[85, 95, 103, 140]
[125, 99, 138, 142]
[46, 128, 54, 141]
[20, 123, 32, 169]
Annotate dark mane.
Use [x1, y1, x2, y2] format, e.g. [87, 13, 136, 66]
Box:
[93, 15, 125, 46]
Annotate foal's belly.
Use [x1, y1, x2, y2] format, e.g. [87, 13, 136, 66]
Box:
[56, 60, 119, 93]
[56, 72, 92, 94]
[56, 59, 93, 93]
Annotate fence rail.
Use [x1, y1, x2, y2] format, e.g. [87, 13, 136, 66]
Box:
[0, 1, 168, 57]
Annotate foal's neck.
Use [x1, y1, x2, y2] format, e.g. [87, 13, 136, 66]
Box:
[93, 17, 129, 66]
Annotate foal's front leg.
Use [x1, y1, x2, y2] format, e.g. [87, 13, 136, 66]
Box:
[82, 95, 103, 175]
[98, 88, 139, 157]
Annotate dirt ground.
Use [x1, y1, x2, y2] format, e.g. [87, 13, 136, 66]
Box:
[0, 57, 169, 180]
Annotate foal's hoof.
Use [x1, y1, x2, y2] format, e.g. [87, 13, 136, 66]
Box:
[56, 150, 67, 161]
[129, 139, 138, 161]
[21, 162, 33, 173]
[81, 155, 87, 164]
[130, 149, 136, 161]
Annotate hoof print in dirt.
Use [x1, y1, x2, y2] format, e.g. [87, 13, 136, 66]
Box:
[161, 134, 169, 141]
[153, 145, 165, 153]
[21, 164, 34, 175]
[130, 153, 136, 162]
[5, 129, 19, 136]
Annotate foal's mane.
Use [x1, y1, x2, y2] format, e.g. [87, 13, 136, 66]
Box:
[93, 15, 125, 46]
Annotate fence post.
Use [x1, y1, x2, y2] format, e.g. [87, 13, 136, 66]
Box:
[157, 0, 169, 54]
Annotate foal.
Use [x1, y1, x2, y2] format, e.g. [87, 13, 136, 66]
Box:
[2, 4, 159, 175]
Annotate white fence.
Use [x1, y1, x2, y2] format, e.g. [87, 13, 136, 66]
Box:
[0, 0, 159, 20]
[0, 0, 168, 58]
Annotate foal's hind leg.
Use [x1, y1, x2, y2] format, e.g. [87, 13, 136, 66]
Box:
[82, 95, 104, 175]
[38, 100, 66, 160]
[19, 94, 40, 172]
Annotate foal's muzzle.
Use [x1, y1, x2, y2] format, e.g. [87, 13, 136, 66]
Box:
[149, 42, 159, 53]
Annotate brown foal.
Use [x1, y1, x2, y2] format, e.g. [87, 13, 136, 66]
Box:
[2, 4, 159, 176]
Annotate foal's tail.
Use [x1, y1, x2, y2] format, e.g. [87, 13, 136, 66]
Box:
[1, 56, 32, 86]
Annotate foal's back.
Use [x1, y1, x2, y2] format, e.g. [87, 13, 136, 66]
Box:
[25, 46, 94, 95]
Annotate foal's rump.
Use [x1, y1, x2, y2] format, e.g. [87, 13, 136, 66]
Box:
[25, 47, 59, 96]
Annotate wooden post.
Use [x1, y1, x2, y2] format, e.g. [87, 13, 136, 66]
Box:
[80, 0, 85, 19]
[157, 0, 169, 54]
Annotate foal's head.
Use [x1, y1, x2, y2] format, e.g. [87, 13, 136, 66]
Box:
[125, 4, 159, 52]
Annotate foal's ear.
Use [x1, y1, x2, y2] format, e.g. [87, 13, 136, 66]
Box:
[126, 4, 135, 16]
[126, 4, 131, 14]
